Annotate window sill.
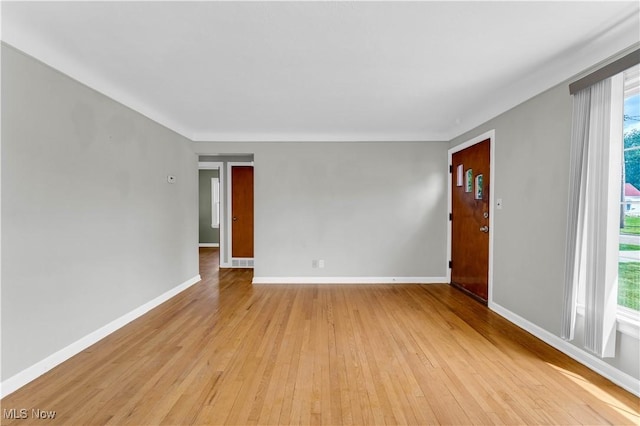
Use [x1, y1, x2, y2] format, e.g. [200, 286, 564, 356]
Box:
[617, 306, 640, 338]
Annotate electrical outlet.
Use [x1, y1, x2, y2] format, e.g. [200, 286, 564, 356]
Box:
[318, 259, 325, 268]
[312, 260, 318, 268]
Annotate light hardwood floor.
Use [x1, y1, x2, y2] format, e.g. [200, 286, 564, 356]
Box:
[2, 248, 638, 425]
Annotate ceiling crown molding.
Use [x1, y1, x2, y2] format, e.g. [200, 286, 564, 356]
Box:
[3, 3, 639, 144]
[447, 6, 640, 141]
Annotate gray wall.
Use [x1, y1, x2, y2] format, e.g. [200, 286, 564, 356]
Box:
[199, 169, 220, 244]
[1, 45, 199, 381]
[449, 50, 639, 380]
[194, 141, 449, 279]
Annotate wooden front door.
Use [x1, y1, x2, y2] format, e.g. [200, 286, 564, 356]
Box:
[451, 139, 490, 302]
[231, 166, 254, 258]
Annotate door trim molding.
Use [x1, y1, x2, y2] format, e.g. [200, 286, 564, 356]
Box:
[447, 129, 496, 304]
[227, 161, 254, 268]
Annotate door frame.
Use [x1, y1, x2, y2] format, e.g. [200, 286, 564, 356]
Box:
[447, 129, 496, 304]
[227, 161, 254, 268]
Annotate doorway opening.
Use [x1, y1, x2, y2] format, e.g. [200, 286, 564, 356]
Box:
[198, 154, 254, 269]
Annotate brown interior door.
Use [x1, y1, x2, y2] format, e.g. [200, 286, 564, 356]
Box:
[231, 166, 254, 258]
[451, 139, 490, 302]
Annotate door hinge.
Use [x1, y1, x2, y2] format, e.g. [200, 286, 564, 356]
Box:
[449, 213, 452, 221]
[448, 260, 452, 268]
[449, 165, 453, 173]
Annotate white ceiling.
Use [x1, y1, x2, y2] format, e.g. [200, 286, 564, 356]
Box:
[2, 1, 639, 142]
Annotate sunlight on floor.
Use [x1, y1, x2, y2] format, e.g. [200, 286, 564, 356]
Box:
[546, 363, 640, 424]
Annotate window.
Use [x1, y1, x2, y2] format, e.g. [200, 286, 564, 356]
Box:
[211, 177, 220, 228]
[562, 59, 640, 358]
[619, 66, 640, 313]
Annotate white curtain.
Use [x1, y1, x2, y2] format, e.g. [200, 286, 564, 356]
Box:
[562, 75, 623, 358]
[561, 89, 590, 341]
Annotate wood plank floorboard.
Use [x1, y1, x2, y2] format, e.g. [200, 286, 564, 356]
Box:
[2, 247, 638, 425]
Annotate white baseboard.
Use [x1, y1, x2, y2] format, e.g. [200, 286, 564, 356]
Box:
[252, 276, 447, 285]
[199, 243, 219, 247]
[489, 301, 640, 397]
[0, 274, 201, 398]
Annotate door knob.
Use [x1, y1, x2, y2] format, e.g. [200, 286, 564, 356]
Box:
[233, 217, 237, 222]
[480, 226, 489, 233]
